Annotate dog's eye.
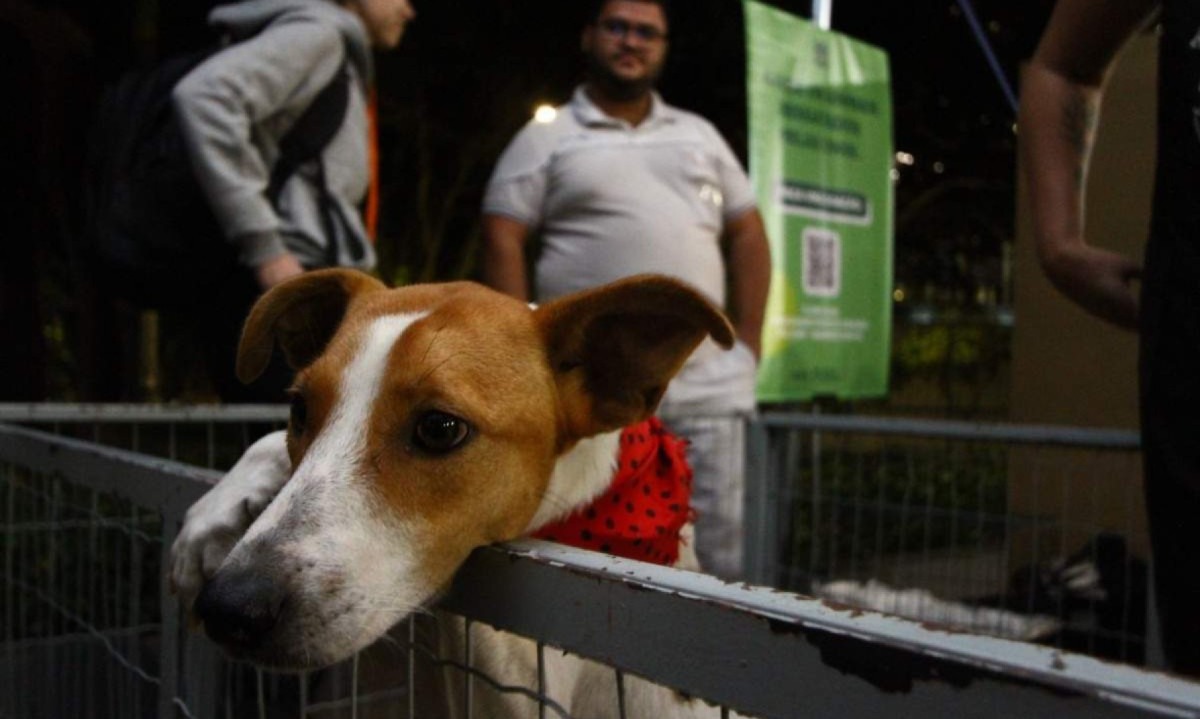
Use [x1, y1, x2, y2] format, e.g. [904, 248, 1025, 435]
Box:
[289, 392, 308, 435]
[413, 411, 470, 454]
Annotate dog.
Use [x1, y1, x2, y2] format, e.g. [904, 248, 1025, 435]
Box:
[169, 268, 743, 717]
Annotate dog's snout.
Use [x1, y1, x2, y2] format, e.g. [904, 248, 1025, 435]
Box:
[194, 570, 286, 651]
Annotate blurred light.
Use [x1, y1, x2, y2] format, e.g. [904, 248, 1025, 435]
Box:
[895, 151, 915, 166]
[993, 306, 1015, 327]
[933, 161, 946, 174]
[893, 287, 906, 303]
[909, 305, 936, 325]
[890, 168, 900, 182]
[534, 104, 557, 123]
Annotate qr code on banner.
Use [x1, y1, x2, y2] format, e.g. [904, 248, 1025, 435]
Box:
[802, 226, 841, 298]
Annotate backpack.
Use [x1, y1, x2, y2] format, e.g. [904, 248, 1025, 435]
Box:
[86, 39, 350, 308]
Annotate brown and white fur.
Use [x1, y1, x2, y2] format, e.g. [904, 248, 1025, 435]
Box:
[169, 269, 741, 717]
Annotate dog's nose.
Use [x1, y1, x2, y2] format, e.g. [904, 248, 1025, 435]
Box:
[193, 570, 286, 651]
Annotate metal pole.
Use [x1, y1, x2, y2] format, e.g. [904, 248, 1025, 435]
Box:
[811, 0, 832, 29]
[742, 416, 772, 585]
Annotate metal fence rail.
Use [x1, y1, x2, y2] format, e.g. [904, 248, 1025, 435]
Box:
[5, 422, 1200, 717]
[0, 403, 1165, 670]
[745, 411, 1153, 668]
[0, 403, 288, 471]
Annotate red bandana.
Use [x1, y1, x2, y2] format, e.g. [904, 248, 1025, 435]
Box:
[533, 417, 693, 565]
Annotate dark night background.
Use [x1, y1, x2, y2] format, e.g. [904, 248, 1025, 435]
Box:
[0, 0, 1056, 411]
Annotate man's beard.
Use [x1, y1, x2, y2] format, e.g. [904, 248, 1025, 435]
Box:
[585, 51, 661, 101]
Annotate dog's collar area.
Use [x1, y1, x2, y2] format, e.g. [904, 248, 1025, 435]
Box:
[533, 417, 692, 565]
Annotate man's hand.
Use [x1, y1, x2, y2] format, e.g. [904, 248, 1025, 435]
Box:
[169, 431, 292, 614]
[1040, 242, 1142, 330]
[255, 253, 305, 291]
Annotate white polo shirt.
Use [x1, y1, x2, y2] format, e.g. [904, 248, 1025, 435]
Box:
[483, 87, 759, 413]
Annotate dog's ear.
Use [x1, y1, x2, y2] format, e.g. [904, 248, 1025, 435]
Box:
[536, 274, 735, 439]
[236, 269, 386, 384]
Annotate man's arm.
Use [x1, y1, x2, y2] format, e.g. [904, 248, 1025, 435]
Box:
[255, 252, 305, 290]
[481, 214, 532, 301]
[722, 208, 771, 359]
[1019, 0, 1158, 330]
[173, 22, 346, 290]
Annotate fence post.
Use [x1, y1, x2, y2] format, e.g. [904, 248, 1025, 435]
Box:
[743, 415, 774, 585]
[1145, 564, 1167, 670]
[158, 518, 184, 718]
[811, 0, 832, 29]
[181, 632, 224, 719]
[161, 508, 223, 719]
[809, 405, 822, 579]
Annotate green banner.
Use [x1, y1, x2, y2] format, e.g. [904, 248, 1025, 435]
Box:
[745, 0, 894, 401]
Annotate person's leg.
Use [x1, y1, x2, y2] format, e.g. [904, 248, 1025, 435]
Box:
[1140, 243, 1200, 676]
[658, 412, 746, 580]
[1141, 399, 1200, 674]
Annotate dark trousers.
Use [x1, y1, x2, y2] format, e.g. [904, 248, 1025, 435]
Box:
[1141, 396, 1200, 675]
[1140, 234, 1200, 677]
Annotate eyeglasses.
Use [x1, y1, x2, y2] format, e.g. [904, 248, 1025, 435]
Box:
[597, 18, 668, 43]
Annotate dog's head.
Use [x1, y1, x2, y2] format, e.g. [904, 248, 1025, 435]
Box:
[193, 269, 732, 669]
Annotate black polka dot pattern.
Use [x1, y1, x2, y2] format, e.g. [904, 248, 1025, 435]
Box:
[532, 417, 694, 565]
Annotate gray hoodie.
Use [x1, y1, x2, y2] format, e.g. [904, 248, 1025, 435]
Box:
[173, 0, 376, 271]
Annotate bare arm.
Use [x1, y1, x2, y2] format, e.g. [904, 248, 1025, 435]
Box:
[722, 208, 771, 359]
[1019, 0, 1158, 330]
[481, 214, 532, 301]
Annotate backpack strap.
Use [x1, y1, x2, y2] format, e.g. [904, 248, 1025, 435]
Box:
[266, 64, 353, 267]
[266, 64, 351, 202]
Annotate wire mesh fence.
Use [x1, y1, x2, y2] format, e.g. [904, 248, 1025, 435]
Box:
[4, 417, 1200, 718]
[0, 418, 763, 718]
[3, 464, 159, 716]
[0, 423, 421, 718]
[745, 412, 1153, 666]
[0, 403, 288, 471]
[0, 403, 1163, 669]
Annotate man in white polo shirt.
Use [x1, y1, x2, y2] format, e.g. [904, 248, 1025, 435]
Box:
[480, 0, 770, 579]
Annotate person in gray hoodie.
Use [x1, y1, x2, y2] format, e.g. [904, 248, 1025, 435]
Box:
[171, 0, 415, 400]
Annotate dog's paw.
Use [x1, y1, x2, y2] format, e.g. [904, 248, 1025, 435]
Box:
[169, 430, 292, 613]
